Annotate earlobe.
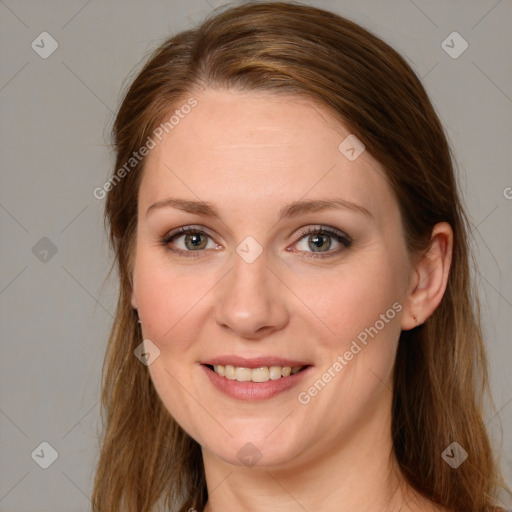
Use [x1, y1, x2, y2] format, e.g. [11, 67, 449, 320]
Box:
[401, 222, 453, 331]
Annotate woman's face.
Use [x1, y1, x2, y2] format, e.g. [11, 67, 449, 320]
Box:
[131, 88, 415, 469]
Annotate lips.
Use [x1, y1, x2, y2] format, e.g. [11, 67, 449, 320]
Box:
[200, 356, 312, 400]
[202, 356, 310, 368]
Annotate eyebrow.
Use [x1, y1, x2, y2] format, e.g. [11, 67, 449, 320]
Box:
[146, 197, 373, 220]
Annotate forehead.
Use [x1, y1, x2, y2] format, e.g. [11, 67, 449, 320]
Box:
[139, 88, 395, 222]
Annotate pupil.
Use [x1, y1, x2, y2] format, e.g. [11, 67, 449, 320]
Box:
[309, 234, 330, 251]
[186, 233, 205, 249]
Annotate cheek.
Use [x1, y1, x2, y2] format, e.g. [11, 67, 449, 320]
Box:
[294, 256, 404, 413]
[133, 249, 216, 359]
[145, 360, 209, 446]
[295, 258, 403, 346]
[295, 264, 402, 422]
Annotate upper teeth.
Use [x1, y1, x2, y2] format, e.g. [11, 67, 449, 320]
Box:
[213, 364, 303, 382]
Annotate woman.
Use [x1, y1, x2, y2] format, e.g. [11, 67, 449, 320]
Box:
[92, 2, 509, 511]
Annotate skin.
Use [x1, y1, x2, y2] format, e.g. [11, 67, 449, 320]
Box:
[131, 88, 453, 512]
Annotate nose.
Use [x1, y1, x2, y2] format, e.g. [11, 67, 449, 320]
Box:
[214, 249, 289, 339]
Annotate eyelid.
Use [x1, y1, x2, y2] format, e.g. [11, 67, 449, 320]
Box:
[293, 225, 352, 245]
[162, 224, 213, 239]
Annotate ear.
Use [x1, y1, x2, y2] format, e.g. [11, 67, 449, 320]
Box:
[401, 222, 453, 330]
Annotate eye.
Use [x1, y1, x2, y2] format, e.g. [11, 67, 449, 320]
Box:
[291, 225, 352, 259]
[161, 226, 219, 258]
[161, 224, 352, 260]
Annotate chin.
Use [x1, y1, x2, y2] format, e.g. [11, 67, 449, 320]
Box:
[200, 425, 307, 469]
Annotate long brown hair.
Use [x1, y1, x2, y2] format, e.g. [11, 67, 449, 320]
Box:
[92, 2, 508, 511]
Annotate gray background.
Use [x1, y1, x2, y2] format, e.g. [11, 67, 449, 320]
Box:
[0, 0, 511, 510]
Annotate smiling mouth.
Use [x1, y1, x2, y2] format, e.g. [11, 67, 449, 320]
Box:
[205, 364, 307, 383]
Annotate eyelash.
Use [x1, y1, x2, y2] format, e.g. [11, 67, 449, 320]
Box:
[160, 225, 352, 260]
